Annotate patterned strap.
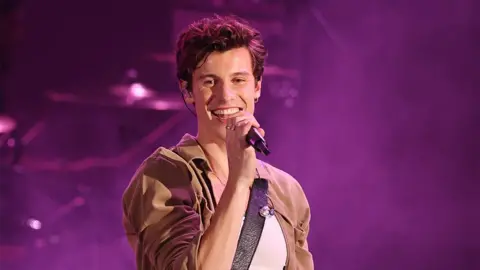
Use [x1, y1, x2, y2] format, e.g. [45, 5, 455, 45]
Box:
[231, 178, 269, 270]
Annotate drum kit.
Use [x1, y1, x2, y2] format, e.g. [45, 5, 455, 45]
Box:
[0, 2, 301, 265]
[44, 51, 300, 113]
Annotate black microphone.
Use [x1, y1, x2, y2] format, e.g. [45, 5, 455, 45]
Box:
[246, 127, 270, 156]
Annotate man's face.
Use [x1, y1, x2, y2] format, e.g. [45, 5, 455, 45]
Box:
[187, 47, 261, 141]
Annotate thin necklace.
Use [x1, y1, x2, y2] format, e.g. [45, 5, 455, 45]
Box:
[208, 160, 228, 187]
[194, 138, 227, 186]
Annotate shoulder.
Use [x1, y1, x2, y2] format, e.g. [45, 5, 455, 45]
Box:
[260, 161, 310, 213]
[261, 161, 307, 198]
[122, 147, 200, 236]
[122, 147, 195, 207]
[140, 147, 192, 181]
[260, 161, 312, 233]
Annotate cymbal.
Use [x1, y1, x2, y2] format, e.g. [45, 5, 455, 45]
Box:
[45, 86, 185, 111]
[0, 114, 17, 133]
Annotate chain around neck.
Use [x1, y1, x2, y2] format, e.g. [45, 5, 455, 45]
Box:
[193, 137, 227, 186]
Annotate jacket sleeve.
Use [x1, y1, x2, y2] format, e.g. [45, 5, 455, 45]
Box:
[122, 154, 202, 270]
[294, 183, 315, 270]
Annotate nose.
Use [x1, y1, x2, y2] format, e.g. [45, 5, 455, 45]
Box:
[217, 84, 235, 101]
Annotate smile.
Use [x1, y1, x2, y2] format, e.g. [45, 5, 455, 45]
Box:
[211, 108, 243, 119]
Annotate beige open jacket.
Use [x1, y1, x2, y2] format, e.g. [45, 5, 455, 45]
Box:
[122, 134, 314, 269]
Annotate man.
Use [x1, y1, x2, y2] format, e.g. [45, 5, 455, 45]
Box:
[122, 15, 313, 269]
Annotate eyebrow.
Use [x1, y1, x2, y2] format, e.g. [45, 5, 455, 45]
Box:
[197, 73, 217, 80]
[198, 71, 251, 79]
[231, 71, 251, 77]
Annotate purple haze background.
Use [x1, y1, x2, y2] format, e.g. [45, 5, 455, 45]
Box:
[0, 0, 478, 269]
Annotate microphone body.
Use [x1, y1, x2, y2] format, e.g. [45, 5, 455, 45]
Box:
[246, 127, 270, 156]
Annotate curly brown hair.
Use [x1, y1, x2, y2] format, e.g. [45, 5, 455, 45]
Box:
[175, 15, 267, 92]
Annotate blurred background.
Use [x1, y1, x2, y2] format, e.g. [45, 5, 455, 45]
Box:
[0, 0, 478, 269]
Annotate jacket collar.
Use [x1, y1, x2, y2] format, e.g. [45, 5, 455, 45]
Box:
[172, 134, 207, 162]
[173, 133, 272, 182]
[174, 134, 291, 225]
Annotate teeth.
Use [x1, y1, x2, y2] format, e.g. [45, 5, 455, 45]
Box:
[213, 108, 240, 116]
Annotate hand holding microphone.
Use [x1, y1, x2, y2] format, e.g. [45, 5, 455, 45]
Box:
[225, 112, 268, 187]
[246, 127, 270, 156]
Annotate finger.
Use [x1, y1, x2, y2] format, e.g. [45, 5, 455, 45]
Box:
[237, 112, 260, 128]
[236, 119, 254, 137]
[226, 117, 236, 129]
[226, 116, 243, 131]
[231, 115, 249, 125]
[234, 114, 260, 129]
[226, 111, 247, 127]
[240, 112, 260, 128]
[257, 127, 265, 137]
[234, 118, 250, 127]
[249, 117, 260, 128]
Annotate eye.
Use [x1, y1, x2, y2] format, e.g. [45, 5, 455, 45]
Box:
[232, 77, 247, 84]
[203, 79, 215, 87]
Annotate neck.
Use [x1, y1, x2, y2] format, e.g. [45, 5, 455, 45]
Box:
[196, 131, 230, 179]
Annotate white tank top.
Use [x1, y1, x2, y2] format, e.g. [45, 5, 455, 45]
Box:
[240, 214, 288, 269]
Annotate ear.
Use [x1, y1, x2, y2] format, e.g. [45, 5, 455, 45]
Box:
[254, 79, 262, 100]
[179, 80, 194, 104]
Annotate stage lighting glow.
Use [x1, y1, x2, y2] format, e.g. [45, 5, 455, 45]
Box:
[26, 218, 42, 230]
